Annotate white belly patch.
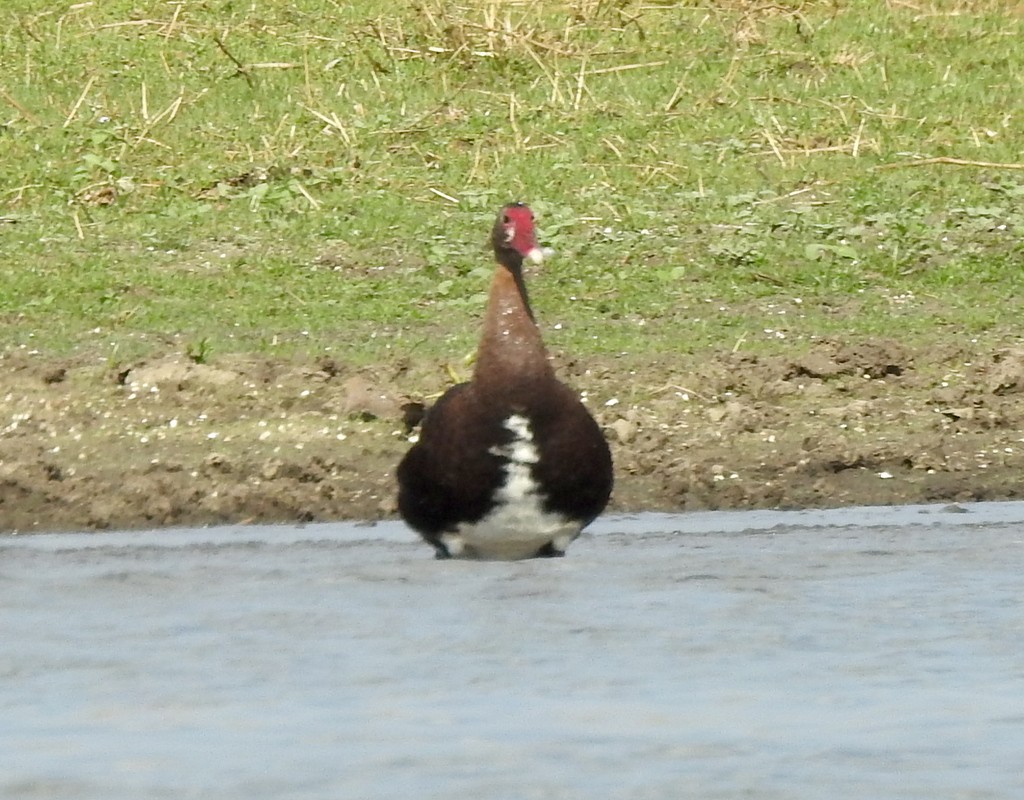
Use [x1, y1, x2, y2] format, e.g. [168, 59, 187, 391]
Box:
[442, 414, 579, 560]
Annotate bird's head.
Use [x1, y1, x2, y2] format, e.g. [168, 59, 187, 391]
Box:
[492, 202, 545, 268]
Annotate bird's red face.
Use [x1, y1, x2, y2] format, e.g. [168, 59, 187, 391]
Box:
[494, 203, 544, 265]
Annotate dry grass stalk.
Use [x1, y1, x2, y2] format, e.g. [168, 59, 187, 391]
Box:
[585, 61, 668, 76]
[876, 156, 1024, 170]
[93, 20, 162, 32]
[573, 55, 588, 111]
[851, 118, 866, 158]
[762, 129, 787, 165]
[163, 2, 184, 39]
[0, 88, 41, 125]
[213, 34, 255, 89]
[63, 75, 96, 127]
[428, 188, 460, 204]
[72, 210, 85, 240]
[291, 182, 321, 210]
[117, 89, 190, 160]
[300, 104, 354, 146]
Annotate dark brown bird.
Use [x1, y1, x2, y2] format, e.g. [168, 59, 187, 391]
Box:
[397, 203, 613, 560]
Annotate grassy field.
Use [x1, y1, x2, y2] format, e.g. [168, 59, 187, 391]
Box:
[2, 0, 1024, 371]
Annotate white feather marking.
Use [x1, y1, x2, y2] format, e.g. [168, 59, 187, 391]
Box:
[439, 533, 466, 557]
[456, 414, 579, 560]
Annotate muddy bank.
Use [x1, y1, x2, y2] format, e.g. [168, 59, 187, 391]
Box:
[3, 336, 1024, 534]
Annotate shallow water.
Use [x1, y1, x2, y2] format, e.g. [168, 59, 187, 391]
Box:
[2, 502, 1024, 799]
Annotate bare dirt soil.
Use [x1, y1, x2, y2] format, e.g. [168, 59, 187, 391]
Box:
[3, 336, 1024, 535]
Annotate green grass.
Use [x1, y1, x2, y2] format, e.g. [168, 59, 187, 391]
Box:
[2, 0, 1024, 369]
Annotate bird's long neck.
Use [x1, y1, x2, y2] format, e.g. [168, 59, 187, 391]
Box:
[474, 264, 553, 397]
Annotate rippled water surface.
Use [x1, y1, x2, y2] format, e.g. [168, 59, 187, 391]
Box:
[3, 503, 1024, 799]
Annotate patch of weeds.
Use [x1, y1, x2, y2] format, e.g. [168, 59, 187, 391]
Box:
[185, 337, 213, 365]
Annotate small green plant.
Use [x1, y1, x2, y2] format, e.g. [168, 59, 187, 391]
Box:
[186, 338, 213, 365]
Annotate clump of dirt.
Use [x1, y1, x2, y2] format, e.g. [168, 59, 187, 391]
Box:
[2, 337, 1024, 535]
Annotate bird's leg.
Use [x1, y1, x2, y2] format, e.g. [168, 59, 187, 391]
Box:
[534, 542, 566, 558]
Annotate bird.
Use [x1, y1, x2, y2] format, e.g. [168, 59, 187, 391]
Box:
[397, 202, 613, 560]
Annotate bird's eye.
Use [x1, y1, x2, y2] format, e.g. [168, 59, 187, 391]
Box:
[502, 215, 510, 224]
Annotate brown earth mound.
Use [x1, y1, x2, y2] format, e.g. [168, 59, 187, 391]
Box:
[3, 337, 1023, 534]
